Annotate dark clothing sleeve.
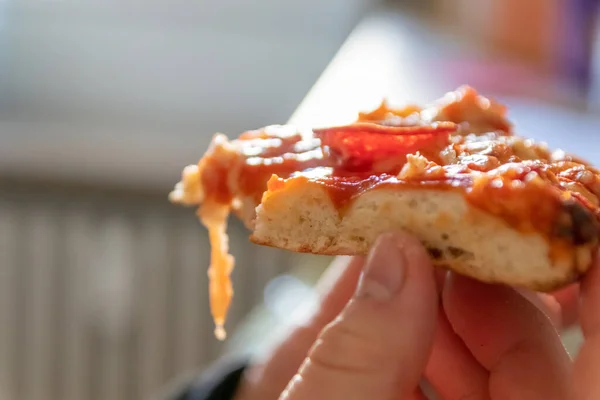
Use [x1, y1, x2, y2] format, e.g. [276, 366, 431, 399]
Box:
[168, 358, 249, 400]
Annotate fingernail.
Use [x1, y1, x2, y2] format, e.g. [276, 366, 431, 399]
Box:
[355, 233, 406, 301]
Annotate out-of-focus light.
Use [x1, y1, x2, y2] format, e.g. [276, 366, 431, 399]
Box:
[263, 274, 318, 326]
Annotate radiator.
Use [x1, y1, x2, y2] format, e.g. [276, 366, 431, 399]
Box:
[0, 180, 298, 400]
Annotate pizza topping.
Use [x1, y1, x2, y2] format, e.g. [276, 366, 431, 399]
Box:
[439, 145, 459, 164]
[315, 174, 395, 209]
[574, 168, 600, 188]
[462, 139, 513, 162]
[169, 164, 204, 205]
[555, 197, 600, 245]
[555, 164, 600, 202]
[425, 85, 512, 134]
[398, 153, 431, 179]
[355, 86, 511, 135]
[458, 153, 502, 172]
[357, 101, 422, 124]
[509, 137, 551, 160]
[315, 122, 457, 174]
[191, 126, 327, 209]
[468, 164, 562, 234]
[397, 154, 449, 180]
[559, 179, 599, 206]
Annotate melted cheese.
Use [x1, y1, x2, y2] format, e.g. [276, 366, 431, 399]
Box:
[198, 201, 234, 341]
[169, 164, 205, 205]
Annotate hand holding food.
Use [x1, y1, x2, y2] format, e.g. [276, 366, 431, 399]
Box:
[170, 86, 600, 339]
[233, 232, 600, 400]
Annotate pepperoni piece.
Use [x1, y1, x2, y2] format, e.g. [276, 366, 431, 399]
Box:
[314, 122, 457, 173]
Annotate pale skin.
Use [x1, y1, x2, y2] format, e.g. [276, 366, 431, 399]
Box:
[233, 232, 598, 400]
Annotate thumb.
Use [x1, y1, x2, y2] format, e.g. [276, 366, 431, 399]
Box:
[281, 232, 438, 400]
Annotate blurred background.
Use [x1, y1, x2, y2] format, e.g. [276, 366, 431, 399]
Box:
[1, 0, 600, 399]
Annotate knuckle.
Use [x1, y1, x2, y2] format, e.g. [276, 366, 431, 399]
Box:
[307, 316, 394, 375]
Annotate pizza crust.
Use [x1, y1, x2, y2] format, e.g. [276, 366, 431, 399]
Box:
[251, 178, 596, 292]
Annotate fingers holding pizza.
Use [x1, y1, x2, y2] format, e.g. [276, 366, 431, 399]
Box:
[234, 240, 596, 400]
[436, 252, 600, 399]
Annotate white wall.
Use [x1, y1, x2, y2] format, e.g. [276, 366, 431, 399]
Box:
[0, 0, 373, 188]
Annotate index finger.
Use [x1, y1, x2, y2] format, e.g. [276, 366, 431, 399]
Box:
[573, 253, 600, 400]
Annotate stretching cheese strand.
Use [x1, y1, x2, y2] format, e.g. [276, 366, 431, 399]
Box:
[198, 202, 234, 341]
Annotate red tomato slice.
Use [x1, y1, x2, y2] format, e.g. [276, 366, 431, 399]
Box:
[314, 122, 457, 172]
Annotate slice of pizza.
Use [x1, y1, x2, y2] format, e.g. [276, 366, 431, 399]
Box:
[170, 86, 600, 338]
